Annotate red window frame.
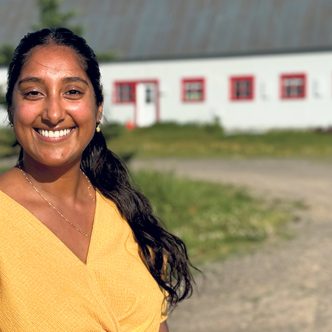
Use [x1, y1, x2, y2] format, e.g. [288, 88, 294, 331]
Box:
[280, 73, 306, 99]
[114, 81, 136, 104]
[230, 76, 254, 101]
[182, 78, 205, 103]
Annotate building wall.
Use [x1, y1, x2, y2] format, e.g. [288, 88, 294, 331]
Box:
[1, 51, 332, 131]
[101, 51, 332, 131]
[0, 67, 8, 126]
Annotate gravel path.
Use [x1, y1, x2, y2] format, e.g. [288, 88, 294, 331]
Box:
[131, 158, 332, 332]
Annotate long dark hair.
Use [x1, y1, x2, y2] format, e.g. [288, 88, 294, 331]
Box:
[6, 27, 194, 309]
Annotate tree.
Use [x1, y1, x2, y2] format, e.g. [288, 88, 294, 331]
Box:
[0, 0, 83, 67]
[0, 0, 84, 108]
[0, 0, 117, 68]
[33, 0, 117, 61]
[0, 44, 14, 66]
[33, 0, 83, 35]
[96, 50, 117, 63]
[0, 84, 6, 106]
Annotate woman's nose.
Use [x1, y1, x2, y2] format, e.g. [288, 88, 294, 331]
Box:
[42, 96, 65, 125]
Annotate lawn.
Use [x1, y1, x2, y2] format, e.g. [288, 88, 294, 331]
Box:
[105, 122, 332, 159]
[0, 123, 310, 264]
[1, 123, 332, 159]
[0, 127, 17, 158]
[133, 170, 295, 265]
[0, 162, 295, 265]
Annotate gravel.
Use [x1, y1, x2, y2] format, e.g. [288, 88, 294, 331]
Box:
[131, 158, 332, 332]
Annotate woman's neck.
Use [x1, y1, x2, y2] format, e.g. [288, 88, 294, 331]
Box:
[19, 157, 84, 201]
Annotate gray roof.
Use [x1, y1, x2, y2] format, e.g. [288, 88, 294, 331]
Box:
[0, 0, 331, 61]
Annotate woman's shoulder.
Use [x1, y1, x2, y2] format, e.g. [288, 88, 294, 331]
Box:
[0, 168, 15, 191]
[97, 192, 126, 223]
[0, 167, 23, 195]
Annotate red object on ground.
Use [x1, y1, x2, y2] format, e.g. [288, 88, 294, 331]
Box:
[125, 121, 136, 131]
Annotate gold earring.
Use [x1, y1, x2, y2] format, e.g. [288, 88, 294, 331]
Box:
[96, 123, 101, 132]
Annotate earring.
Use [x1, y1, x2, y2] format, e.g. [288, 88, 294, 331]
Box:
[96, 123, 101, 133]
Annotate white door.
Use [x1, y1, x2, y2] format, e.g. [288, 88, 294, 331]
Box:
[136, 82, 158, 127]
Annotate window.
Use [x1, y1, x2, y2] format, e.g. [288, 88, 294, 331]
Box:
[144, 84, 155, 104]
[230, 76, 254, 101]
[280, 74, 306, 99]
[182, 78, 205, 102]
[114, 82, 136, 103]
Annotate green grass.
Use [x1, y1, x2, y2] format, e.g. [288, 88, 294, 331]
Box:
[133, 170, 295, 264]
[1, 123, 332, 159]
[0, 121, 310, 265]
[105, 122, 332, 159]
[0, 162, 296, 264]
[0, 127, 17, 157]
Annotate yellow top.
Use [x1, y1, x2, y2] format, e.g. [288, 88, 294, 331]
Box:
[0, 190, 166, 331]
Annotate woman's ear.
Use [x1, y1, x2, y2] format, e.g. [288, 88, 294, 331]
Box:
[97, 105, 103, 123]
[7, 106, 13, 126]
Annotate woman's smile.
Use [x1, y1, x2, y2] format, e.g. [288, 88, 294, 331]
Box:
[34, 127, 75, 141]
[11, 44, 102, 167]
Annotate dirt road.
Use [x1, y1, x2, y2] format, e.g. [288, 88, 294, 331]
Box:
[131, 158, 332, 332]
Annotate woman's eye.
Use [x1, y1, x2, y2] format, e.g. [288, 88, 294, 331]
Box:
[23, 90, 42, 99]
[65, 89, 83, 98]
[67, 89, 80, 94]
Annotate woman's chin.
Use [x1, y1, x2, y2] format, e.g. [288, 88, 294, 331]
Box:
[23, 153, 82, 170]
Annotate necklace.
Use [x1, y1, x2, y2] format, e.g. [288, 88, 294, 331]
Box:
[18, 166, 95, 238]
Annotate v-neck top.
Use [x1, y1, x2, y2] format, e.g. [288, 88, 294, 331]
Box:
[0, 190, 167, 331]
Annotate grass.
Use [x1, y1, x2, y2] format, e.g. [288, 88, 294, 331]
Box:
[0, 163, 295, 264]
[133, 170, 295, 264]
[0, 123, 308, 264]
[0, 127, 18, 157]
[1, 123, 332, 159]
[105, 122, 332, 159]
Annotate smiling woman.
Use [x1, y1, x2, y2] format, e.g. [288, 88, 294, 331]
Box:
[0, 28, 194, 332]
[12, 44, 101, 168]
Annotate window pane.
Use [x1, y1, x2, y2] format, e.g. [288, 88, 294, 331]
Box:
[282, 75, 305, 98]
[231, 77, 253, 100]
[145, 85, 155, 103]
[116, 83, 135, 103]
[183, 80, 204, 101]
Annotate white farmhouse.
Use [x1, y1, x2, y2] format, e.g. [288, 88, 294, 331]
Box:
[102, 52, 332, 131]
[0, 0, 331, 131]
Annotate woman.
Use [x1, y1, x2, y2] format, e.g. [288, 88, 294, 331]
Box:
[0, 27, 193, 331]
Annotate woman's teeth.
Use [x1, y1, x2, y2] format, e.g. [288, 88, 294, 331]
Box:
[38, 128, 72, 138]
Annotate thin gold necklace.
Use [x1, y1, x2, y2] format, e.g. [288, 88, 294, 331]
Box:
[18, 166, 95, 238]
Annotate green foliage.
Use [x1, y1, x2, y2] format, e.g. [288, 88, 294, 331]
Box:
[96, 51, 117, 62]
[2, 123, 332, 159]
[0, 44, 14, 66]
[101, 123, 126, 140]
[0, 0, 84, 67]
[0, 127, 18, 158]
[33, 0, 83, 35]
[106, 122, 332, 159]
[0, 0, 117, 66]
[0, 84, 6, 106]
[133, 170, 293, 264]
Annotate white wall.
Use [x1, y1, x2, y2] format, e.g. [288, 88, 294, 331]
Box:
[101, 51, 332, 132]
[1, 52, 331, 131]
[0, 67, 8, 127]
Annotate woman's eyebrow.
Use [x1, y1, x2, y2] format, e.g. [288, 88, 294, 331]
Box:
[18, 77, 42, 85]
[17, 76, 89, 86]
[63, 77, 89, 85]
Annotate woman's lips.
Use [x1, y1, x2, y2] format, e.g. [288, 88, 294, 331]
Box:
[34, 127, 76, 141]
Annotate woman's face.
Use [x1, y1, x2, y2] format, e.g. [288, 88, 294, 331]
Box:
[10, 44, 102, 168]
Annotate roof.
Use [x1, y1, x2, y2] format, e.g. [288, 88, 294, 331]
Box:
[0, 0, 331, 61]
